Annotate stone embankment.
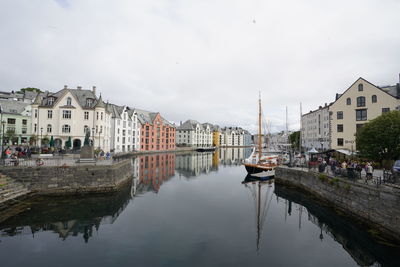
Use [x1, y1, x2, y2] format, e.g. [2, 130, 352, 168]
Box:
[275, 167, 400, 241]
[0, 159, 133, 196]
[0, 174, 30, 210]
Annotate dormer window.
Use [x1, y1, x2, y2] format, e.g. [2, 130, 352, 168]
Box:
[86, 98, 93, 107]
[48, 97, 54, 105]
[66, 97, 72, 106]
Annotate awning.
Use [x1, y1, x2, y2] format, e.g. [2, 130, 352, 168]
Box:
[307, 148, 318, 153]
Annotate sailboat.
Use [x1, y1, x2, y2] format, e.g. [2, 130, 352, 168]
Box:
[243, 93, 277, 178]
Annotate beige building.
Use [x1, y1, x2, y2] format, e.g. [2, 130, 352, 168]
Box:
[31, 86, 112, 151]
[330, 77, 400, 151]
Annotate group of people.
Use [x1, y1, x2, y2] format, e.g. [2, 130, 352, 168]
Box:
[97, 150, 111, 160]
[2, 146, 32, 159]
[318, 157, 374, 180]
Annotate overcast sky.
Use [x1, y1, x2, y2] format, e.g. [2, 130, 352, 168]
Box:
[1, 0, 399, 133]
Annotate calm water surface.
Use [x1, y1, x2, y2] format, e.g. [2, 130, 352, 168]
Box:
[0, 149, 399, 267]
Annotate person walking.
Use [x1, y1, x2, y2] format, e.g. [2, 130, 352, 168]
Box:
[366, 162, 373, 184]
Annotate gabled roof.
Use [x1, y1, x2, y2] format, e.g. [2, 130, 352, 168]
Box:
[37, 87, 100, 109]
[333, 77, 399, 105]
[136, 108, 174, 127]
[0, 99, 30, 115]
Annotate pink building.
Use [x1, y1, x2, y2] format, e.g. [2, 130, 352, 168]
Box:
[136, 109, 176, 151]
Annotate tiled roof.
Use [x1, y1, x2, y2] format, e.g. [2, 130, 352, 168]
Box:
[0, 99, 30, 114]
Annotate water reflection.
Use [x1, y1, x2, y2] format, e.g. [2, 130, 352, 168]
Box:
[274, 183, 400, 267]
[0, 183, 132, 243]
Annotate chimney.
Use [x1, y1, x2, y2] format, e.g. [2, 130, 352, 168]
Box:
[64, 85, 68, 89]
[324, 103, 327, 107]
[92, 86, 96, 95]
[77, 86, 82, 90]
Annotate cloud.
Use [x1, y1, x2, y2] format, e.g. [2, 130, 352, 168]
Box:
[1, 0, 399, 134]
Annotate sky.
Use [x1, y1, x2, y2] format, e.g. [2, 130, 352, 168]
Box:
[1, 0, 399, 133]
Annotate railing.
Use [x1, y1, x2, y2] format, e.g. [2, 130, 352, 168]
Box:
[0, 157, 114, 167]
[288, 162, 399, 188]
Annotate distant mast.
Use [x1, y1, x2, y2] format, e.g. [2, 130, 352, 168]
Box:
[299, 102, 302, 153]
[258, 92, 262, 160]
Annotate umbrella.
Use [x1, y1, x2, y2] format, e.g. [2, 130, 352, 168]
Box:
[65, 136, 72, 148]
[49, 136, 54, 147]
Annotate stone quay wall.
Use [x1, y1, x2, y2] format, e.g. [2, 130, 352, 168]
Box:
[0, 159, 133, 195]
[275, 167, 400, 240]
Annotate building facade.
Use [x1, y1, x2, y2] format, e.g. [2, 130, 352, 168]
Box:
[31, 86, 112, 151]
[0, 99, 32, 145]
[301, 104, 330, 151]
[137, 109, 176, 151]
[176, 120, 212, 147]
[330, 77, 400, 151]
[109, 105, 141, 153]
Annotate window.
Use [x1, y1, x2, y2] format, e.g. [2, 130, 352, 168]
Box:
[337, 138, 344, 146]
[84, 125, 89, 134]
[7, 118, 16, 124]
[96, 112, 99, 120]
[48, 110, 52, 119]
[86, 98, 93, 107]
[100, 126, 103, 133]
[22, 119, 27, 125]
[357, 96, 365, 107]
[48, 97, 54, 105]
[47, 124, 52, 133]
[358, 83, 363, 91]
[337, 111, 343, 120]
[34, 123, 37, 133]
[84, 111, 89, 120]
[62, 124, 71, 133]
[101, 112, 103, 120]
[66, 97, 72, 105]
[356, 109, 367, 121]
[337, 124, 343, 132]
[22, 128, 27, 134]
[62, 110, 71, 119]
[34, 109, 38, 118]
[382, 108, 390, 114]
[346, 98, 351, 105]
[372, 95, 377, 103]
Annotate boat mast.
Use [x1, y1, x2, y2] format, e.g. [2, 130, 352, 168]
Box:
[258, 92, 262, 160]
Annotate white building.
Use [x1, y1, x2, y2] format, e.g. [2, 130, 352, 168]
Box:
[31, 85, 112, 151]
[301, 104, 331, 151]
[176, 120, 212, 147]
[109, 105, 141, 153]
[219, 127, 245, 147]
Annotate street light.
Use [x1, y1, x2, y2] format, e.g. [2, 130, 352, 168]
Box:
[98, 129, 102, 150]
[91, 127, 95, 147]
[0, 120, 4, 158]
[40, 127, 43, 154]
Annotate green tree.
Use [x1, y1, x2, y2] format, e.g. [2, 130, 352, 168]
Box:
[41, 135, 50, 146]
[29, 134, 37, 146]
[356, 111, 400, 162]
[289, 131, 300, 150]
[16, 87, 42, 94]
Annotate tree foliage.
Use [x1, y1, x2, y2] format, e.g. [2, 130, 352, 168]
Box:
[356, 111, 400, 161]
[17, 87, 42, 94]
[289, 131, 300, 150]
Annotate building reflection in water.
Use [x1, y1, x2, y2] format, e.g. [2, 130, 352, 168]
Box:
[274, 183, 400, 267]
[175, 152, 215, 178]
[136, 154, 175, 193]
[0, 182, 133, 243]
[219, 147, 252, 166]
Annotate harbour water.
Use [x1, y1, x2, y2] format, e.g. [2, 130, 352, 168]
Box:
[0, 149, 399, 267]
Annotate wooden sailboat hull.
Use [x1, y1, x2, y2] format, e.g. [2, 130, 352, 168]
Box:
[244, 163, 275, 178]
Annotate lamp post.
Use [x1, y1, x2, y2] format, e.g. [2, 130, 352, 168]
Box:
[91, 127, 95, 147]
[98, 129, 102, 150]
[0, 120, 4, 158]
[40, 127, 43, 154]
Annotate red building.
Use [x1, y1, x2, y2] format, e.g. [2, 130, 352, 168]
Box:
[136, 109, 176, 151]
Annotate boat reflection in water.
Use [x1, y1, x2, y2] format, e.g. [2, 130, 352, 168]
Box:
[242, 175, 275, 250]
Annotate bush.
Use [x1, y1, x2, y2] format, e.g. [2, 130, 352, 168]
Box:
[318, 173, 328, 182]
[344, 183, 351, 192]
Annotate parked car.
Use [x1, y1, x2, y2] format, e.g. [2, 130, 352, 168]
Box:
[392, 160, 400, 178]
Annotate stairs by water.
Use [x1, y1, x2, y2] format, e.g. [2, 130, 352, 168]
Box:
[0, 174, 30, 209]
